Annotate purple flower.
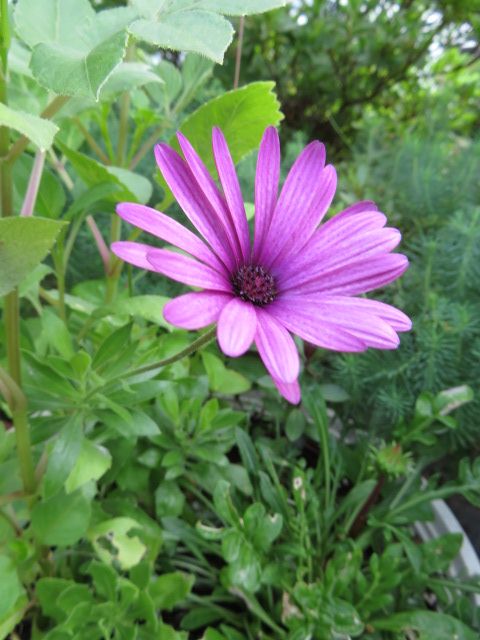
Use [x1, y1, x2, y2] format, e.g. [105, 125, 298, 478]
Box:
[112, 127, 411, 403]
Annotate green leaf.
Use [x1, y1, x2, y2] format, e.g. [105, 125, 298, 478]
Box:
[285, 408, 306, 441]
[43, 416, 83, 499]
[100, 61, 163, 97]
[31, 489, 91, 546]
[15, 0, 135, 99]
[149, 572, 194, 610]
[109, 295, 171, 328]
[372, 611, 478, 639]
[160, 82, 282, 206]
[155, 481, 185, 518]
[0, 556, 24, 617]
[36, 578, 73, 622]
[89, 517, 146, 569]
[198, 1, 286, 15]
[129, 4, 233, 64]
[100, 409, 160, 438]
[0, 596, 28, 640]
[0, 103, 58, 150]
[65, 440, 112, 493]
[201, 352, 251, 395]
[0, 217, 67, 296]
[59, 143, 151, 203]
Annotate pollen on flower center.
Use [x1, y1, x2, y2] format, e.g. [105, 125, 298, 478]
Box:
[231, 264, 277, 306]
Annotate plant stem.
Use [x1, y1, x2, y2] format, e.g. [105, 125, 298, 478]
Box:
[233, 16, 245, 89]
[74, 117, 110, 164]
[20, 150, 45, 216]
[85, 327, 217, 401]
[0, 5, 36, 497]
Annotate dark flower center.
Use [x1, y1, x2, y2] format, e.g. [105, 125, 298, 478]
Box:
[232, 264, 276, 306]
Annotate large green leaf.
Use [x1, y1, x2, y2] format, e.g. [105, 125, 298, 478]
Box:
[99, 61, 163, 97]
[15, 0, 135, 99]
[0, 103, 58, 151]
[31, 489, 92, 546]
[129, 1, 233, 64]
[0, 217, 67, 296]
[159, 82, 282, 206]
[65, 440, 112, 494]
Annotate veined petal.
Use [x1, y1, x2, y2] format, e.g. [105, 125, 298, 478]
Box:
[147, 248, 232, 292]
[253, 126, 280, 261]
[116, 202, 226, 273]
[212, 127, 251, 263]
[273, 377, 301, 404]
[255, 309, 299, 383]
[217, 298, 256, 357]
[155, 143, 235, 271]
[111, 241, 157, 271]
[163, 291, 232, 329]
[279, 227, 401, 289]
[258, 140, 329, 266]
[283, 254, 409, 296]
[269, 300, 367, 352]
[177, 131, 243, 265]
[301, 296, 412, 332]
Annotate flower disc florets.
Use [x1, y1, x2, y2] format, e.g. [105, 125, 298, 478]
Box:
[232, 264, 276, 306]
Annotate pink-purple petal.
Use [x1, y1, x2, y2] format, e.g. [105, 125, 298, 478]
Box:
[279, 227, 401, 289]
[253, 126, 280, 262]
[147, 248, 232, 292]
[284, 254, 409, 296]
[111, 241, 157, 272]
[116, 202, 226, 273]
[257, 140, 328, 265]
[217, 298, 256, 357]
[268, 300, 367, 352]
[176, 131, 243, 266]
[163, 291, 232, 329]
[154, 144, 235, 271]
[273, 377, 301, 404]
[255, 309, 300, 383]
[212, 128, 251, 263]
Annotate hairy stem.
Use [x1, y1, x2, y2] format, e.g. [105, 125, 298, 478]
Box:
[20, 150, 46, 216]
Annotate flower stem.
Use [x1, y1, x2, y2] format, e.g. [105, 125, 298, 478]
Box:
[233, 16, 245, 89]
[86, 327, 217, 401]
[0, 6, 36, 497]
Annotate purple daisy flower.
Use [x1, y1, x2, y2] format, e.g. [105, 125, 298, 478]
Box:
[112, 127, 411, 403]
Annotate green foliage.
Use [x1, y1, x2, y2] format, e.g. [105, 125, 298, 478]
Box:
[0, 217, 67, 296]
[0, 103, 58, 149]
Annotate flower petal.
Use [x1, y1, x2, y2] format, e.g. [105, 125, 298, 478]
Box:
[154, 143, 235, 270]
[271, 295, 410, 350]
[212, 127, 251, 263]
[273, 377, 301, 404]
[268, 300, 367, 352]
[284, 254, 409, 296]
[217, 298, 257, 357]
[111, 241, 157, 271]
[163, 291, 232, 329]
[279, 227, 401, 290]
[258, 140, 335, 266]
[255, 309, 300, 383]
[147, 248, 232, 292]
[253, 126, 280, 261]
[309, 296, 412, 332]
[116, 202, 226, 273]
[177, 131, 243, 266]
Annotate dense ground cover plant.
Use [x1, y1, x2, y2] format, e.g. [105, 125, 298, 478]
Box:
[0, 1, 479, 639]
